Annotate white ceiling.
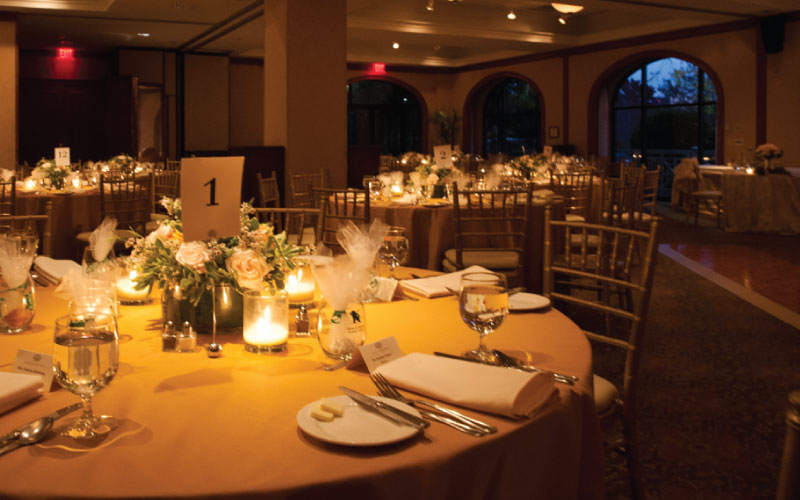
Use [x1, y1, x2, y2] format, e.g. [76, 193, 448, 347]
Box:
[3, 0, 797, 67]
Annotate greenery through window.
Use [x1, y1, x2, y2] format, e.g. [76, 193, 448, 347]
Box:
[613, 58, 717, 167]
[347, 80, 421, 155]
[483, 78, 541, 157]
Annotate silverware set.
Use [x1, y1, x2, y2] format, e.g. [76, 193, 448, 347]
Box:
[369, 373, 497, 437]
[0, 403, 82, 457]
[433, 351, 578, 385]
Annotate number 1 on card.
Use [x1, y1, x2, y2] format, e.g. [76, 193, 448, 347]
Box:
[204, 178, 219, 206]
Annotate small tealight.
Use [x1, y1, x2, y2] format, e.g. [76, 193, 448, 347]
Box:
[311, 404, 335, 422]
[320, 399, 344, 417]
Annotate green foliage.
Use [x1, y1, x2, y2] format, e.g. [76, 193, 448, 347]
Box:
[430, 108, 460, 146]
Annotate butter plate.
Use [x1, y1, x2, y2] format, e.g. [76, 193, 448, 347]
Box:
[508, 293, 551, 312]
[297, 395, 422, 446]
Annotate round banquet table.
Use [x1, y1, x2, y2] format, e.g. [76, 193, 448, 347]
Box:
[370, 198, 565, 293]
[16, 188, 101, 260]
[0, 272, 604, 500]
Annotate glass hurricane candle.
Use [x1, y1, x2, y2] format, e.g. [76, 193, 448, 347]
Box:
[115, 267, 150, 305]
[243, 289, 289, 353]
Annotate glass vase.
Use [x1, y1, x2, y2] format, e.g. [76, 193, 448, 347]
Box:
[0, 274, 36, 333]
[161, 282, 243, 334]
[316, 298, 366, 361]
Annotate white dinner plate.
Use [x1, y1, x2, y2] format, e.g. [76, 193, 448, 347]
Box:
[508, 293, 551, 312]
[297, 395, 422, 446]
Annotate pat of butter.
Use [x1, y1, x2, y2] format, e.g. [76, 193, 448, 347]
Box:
[311, 404, 334, 422]
[320, 399, 344, 417]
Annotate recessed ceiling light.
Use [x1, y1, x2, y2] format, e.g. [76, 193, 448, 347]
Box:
[507, 10, 516, 20]
[426, 0, 434, 11]
[558, 15, 567, 24]
[551, 3, 584, 13]
[137, 32, 150, 37]
[392, 42, 400, 49]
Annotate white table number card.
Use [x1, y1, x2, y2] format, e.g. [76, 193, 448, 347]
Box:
[54, 147, 71, 167]
[433, 145, 454, 169]
[180, 156, 244, 243]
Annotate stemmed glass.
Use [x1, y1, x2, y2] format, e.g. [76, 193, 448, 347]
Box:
[378, 226, 409, 278]
[458, 272, 509, 363]
[52, 312, 119, 438]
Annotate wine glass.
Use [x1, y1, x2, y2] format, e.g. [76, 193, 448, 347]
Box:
[458, 272, 509, 364]
[53, 312, 119, 438]
[378, 226, 409, 278]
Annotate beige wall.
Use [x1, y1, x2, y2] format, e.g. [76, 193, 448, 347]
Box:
[184, 54, 229, 152]
[766, 19, 800, 166]
[230, 61, 263, 148]
[0, 18, 15, 169]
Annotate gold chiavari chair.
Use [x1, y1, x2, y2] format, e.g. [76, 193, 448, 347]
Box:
[290, 169, 326, 208]
[543, 206, 659, 500]
[443, 183, 532, 287]
[550, 170, 593, 222]
[0, 201, 54, 257]
[778, 389, 800, 500]
[0, 176, 16, 216]
[257, 171, 280, 208]
[165, 160, 181, 171]
[252, 207, 321, 247]
[312, 187, 369, 253]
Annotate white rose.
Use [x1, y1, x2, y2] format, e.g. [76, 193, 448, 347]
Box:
[146, 223, 173, 244]
[227, 248, 270, 290]
[176, 241, 211, 273]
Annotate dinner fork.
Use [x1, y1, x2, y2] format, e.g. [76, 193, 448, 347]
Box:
[370, 373, 497, 435]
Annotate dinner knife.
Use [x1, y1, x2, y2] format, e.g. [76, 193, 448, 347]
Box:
[339, 386, 430, 430]
[433, 351, 576, 386]
[0, 402, 82, 447]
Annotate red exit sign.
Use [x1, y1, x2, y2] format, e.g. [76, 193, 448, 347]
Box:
[57, 47, 75, 60]
[370, 62, 386, 74]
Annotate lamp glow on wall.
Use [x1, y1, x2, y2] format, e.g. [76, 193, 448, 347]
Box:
[551, 3, 583, 24]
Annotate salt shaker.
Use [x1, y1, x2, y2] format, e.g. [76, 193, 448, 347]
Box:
[161, 321, 177, 352]
[176, 321, 196, 352]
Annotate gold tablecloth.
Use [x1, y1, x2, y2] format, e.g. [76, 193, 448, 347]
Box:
[371, 200, 564, 293]
[16, 189, 101, 260]
[0, 282, 603, 500]
[722, 174, 800, 234]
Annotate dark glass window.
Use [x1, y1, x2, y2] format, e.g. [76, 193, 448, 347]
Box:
[347, 80, 421, 155]
[613, 57, 717, 169]
[483, 78, 541, 157]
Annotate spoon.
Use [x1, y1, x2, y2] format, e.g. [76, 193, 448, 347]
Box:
[0, 417, 54, 457]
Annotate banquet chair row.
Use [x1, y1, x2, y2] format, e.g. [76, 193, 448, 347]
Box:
[311, 187, 370, 253]
[443, 183, 532, 288]
[291, 169, 327, 208]
[0, 176, 16, 216]
[543, 206, 660, 500]
[0, 201, 54, 257]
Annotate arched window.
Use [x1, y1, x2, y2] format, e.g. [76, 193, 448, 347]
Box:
[612, 57, 717, 165]
[482, 78, 541, 157]
[347, 79, 422, 155]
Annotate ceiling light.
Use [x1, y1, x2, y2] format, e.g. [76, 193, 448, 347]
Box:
[558, 15, 566, 24]
[507, 10, 516, 20]
[551, 3, 583, 14]
[392, 42, 400, 49]
[137, 32, 150, 37]
[426, 0, 434, 11]
[433, 44, 441, 51]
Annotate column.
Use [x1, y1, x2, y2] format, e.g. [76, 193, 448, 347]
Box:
[0, 15, 16, 169]
[264, 0, 347, 194]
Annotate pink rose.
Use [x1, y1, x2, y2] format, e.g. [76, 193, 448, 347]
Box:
[227, 247, 270, 290]
[176, 241, 210, 273]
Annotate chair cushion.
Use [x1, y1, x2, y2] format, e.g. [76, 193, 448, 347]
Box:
[442, 248, 520, 270]
[565, 214, 585, 222]
[287, 226, 317, 246]
[593, 374, 619, 414]
[569, 233, 600, 247]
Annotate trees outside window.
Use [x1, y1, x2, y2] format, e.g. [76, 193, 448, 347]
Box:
[347, 80, 422, 155]
[483, 78, 541, 157]
[613, 57, 717, 169]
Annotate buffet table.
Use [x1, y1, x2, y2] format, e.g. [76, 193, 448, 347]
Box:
[0, 275, 603, 500]
[721, 173, 800, 234]
[16, 188, 101, 260]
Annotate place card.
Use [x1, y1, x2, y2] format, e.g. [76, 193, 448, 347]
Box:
[13, 349, 55, 391]
[434, 145, 453, 168]
[54, 147, 71, 166]
[357, 337, 403, 373]
[180, 156, 244, 243]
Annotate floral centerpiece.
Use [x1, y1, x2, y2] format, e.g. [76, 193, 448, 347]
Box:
[32, 158, 71, 190]
[754, 144, 784, 174]
[107, 153, 142, 176]
[509, 154, 550, 180]
[399, 151, 431, 169]
[126, 198, 303, 331]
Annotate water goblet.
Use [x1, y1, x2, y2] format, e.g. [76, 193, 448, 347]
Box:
[458, 272, 509, 364]
[378, 226, 409, 278]
[53, 313, 119, 438]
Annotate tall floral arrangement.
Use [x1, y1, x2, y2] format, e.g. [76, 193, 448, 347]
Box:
[509, 154, 549, 179]
[414, 162, 462, 186]
[126, 198, 303, 304]
[32, 158, 71, 189]
[107, 153, 142, 175]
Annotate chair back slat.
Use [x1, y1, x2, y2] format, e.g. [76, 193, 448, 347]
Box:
[290, 169, 326, 208]
[312, 187, 369, 253]
[551, 171, 593, 219]
[0, 200, 53, 256]
[0, 177, 16, 216]
[257, 171, 280, 208]
[100, 173, 153, 234]
[252, 207, 321, 246]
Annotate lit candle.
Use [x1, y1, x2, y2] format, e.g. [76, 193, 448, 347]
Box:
[115, 269, 150, 304]
[23, 178, 37, 191]
[243, 307, 288, 348]
[71, 176, 81, 189]
[285, 267, 315, 303]
[745, 166, 754, 175]
[390, 183, 404, 197]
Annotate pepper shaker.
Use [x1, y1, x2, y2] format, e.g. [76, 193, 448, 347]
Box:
[161, 321, 177, 352]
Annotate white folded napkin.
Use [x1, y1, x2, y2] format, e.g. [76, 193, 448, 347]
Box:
[0, 372, 44, 415]
[376, 353, 556, 418]
[33, 256, 81, 284]
[391, 194, 417, 206]
[399, 265, 491, 298]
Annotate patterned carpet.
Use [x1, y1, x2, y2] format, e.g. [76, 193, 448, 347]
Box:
[559, 214, 800, 499]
